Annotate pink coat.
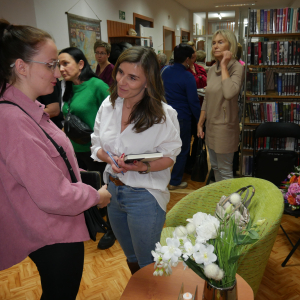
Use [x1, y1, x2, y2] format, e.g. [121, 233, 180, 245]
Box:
[0, 85, 100, 270]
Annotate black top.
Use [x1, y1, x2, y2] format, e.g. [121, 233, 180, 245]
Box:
[37, 80, 64, 129]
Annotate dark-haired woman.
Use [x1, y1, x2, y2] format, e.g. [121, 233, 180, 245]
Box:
[91, 46, 182, 273]
[58, 47, 115, 250]
[0, 20, 111, 299]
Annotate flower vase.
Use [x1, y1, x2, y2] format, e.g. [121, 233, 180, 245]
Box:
[202, 280, 237, 300]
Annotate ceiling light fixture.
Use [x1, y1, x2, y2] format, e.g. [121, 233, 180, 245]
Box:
[215, 3, 255, 7]
[218, 13, 222, 19]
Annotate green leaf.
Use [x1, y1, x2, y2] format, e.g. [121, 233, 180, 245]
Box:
[236, 235, 258, 245]
[184, 257, 207, 281]
[248, 230, 259, 239]
[227, 255, 240, 264]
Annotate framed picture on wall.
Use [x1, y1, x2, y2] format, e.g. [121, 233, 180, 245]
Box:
[67, 13, 102, 71]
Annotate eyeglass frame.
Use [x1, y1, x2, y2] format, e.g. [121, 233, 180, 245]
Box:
[10, 59, 60, 72]
[94, 52, 108, 56]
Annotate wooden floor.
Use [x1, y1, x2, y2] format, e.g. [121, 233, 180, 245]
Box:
[0, 173, 300, 300]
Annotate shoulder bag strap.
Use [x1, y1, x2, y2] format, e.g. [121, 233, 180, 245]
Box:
[0, 101, 78, 183]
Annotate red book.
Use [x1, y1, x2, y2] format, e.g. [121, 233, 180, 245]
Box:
[258, 42, 262, 65]
[282, 8, 287, 33]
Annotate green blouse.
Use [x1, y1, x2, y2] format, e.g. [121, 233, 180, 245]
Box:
[62, 77, 110, 152]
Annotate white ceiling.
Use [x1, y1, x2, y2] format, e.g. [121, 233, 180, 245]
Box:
[175, 0, 300, 12]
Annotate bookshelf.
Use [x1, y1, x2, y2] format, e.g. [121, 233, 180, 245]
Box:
[240, 7, 300, 176]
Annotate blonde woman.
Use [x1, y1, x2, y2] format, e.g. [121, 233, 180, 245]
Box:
[197, 29, 244, 182]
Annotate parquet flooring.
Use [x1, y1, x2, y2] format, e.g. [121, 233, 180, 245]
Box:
[1, 172, 300, 299]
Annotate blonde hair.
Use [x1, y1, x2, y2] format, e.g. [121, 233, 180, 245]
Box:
[196, 50, 206, 62]
[211, 29, 237, 60]
[186, 41, 195, 48]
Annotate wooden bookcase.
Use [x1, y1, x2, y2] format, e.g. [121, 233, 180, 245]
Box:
[240, 7, 300, 176]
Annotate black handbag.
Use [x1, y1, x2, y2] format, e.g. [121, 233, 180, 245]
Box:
[191, 138, 208, 182]
[0, 101, 108, 241]
[64, 99, 93, 145]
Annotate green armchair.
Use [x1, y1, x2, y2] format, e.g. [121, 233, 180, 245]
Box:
[161, 177, 284, 296]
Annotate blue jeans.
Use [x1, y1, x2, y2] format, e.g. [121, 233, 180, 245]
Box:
[107, 180, 166, 268]
[170, 119, 191, 186]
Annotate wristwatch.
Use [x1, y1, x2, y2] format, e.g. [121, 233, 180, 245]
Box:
[138, 162, 151, 174]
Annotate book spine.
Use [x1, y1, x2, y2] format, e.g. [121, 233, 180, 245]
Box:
[278, 73, 282, 95]
[267, 9, 271, 33]
[276, 102, 279, 122]
[263, 72, 266, 95]
[260, 9, 264, 33]
[264, 10, 268, 33]
[296, 73, 300, 95]
[247, 42, 251, 65]
[279, 8, 283, 33]
[274, 72, 278, 91]
[277, 41, 280, 65]
[282, 73, 286, 95]
[270, 9, 274, 33]
[257, 72, 261, 95]
[279, 102, 283, 122]
[254, 9, 257, 34]
[288, 41, 292, 65]
[258, 41, 262, 65]
[267, 41, 272, 65]
[250, 9, 254, 34]
[296, 41, 300, 65]
[273, 9, 277, 33]
[280, 41, 284, 65]
[257, 9, 260, 34]
[271, 41, 275, 65]
[274, 41, 277, 65]
[284, 41, 289, 65]
[293, 41, 296, 64]
[254, 42, 258, 65]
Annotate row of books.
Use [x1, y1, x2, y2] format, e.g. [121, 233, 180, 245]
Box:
[242, 156, 253, 176]
[245, 102, 300, 123]
[247, 41, 300, 66]
[249, 8, 300, 34]
[246, 72, 300, 96]
[274, 72, 300, 95]
[243, 129, 298, 150]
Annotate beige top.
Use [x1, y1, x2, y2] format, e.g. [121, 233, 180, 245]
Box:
[202, 59, 244, 153]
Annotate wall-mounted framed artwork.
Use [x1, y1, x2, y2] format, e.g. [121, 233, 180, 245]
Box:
[67, 13, 101, 70]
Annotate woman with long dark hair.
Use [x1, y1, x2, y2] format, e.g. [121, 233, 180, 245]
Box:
[91, 46, 182, 274]
[0, 20, 111, 299]
[58, 47, 115, 250]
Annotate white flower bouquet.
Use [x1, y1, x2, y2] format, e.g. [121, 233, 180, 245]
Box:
[152, 195, 264, 288]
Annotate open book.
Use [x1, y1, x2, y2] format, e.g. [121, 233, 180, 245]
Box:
[124, 153, 163, 163]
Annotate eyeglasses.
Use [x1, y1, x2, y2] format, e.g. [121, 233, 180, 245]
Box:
[95, 52, 107, 56]
[10, 59, 60, 72]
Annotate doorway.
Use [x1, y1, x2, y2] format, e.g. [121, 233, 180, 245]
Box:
[163, 26, 175, 63]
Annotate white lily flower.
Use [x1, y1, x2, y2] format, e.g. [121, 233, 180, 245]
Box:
[186, 223, 196, 234]
[230, 193, 242, 205]
[158, 269, 164, 276]
[155, 242, 162, 252]
[153, 269, 159, 276]
[204, 263, 220, 279]
[161, 238, 182, 263]
[174, 226, 188, 238]
[186, 212, 208, 227]
[193, 244, 217, 265]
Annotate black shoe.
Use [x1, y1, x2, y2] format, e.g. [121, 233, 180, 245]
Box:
[97, 230, 116, 250]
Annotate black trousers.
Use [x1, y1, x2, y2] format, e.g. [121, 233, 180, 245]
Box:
[29, 242, 84, 300]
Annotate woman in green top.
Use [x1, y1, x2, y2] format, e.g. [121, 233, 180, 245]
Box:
[59, 47, 109, 169]
[59, 47, 115, 250]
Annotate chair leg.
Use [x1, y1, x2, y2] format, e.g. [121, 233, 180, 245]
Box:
[282, 237, 300, 267]
[280, 225, 294, 247]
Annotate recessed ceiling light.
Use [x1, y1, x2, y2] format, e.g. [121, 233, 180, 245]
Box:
[215, 3, 255, 7]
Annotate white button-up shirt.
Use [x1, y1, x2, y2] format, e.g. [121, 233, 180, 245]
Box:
[91, 96, 182, 211]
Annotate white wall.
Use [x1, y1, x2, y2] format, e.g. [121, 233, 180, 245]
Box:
[31, 0, 190, 53]
[0, 0, 37, 26]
